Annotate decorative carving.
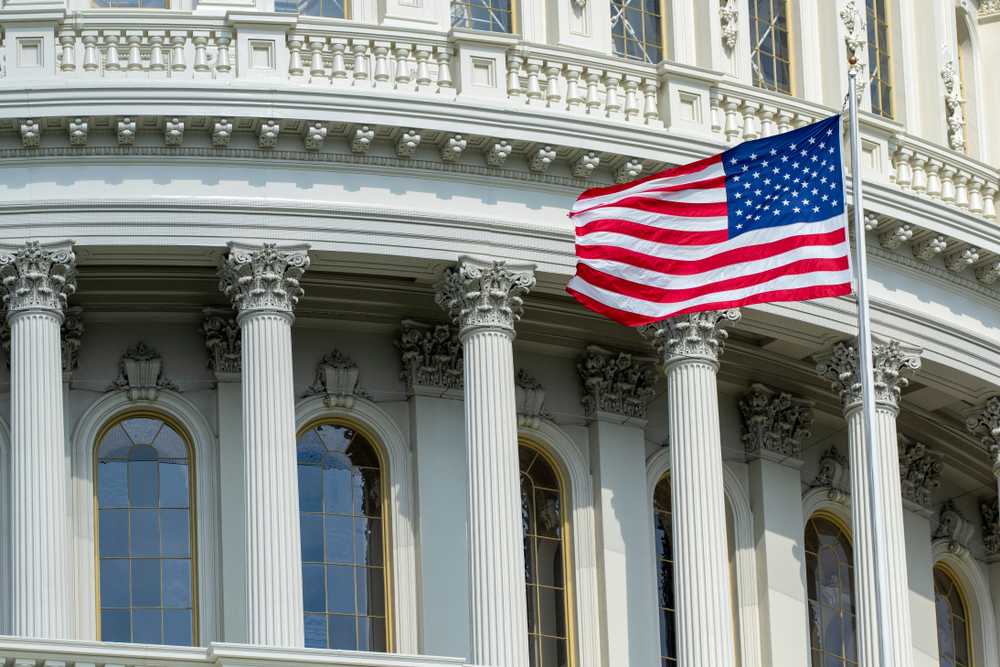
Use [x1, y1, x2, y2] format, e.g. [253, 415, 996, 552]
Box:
[61, 308, 83, 376]
[571, 0, 585, 8]
[117, 116, 136, 146]
[218, 242, 311, 315]
[977, 262, 1000, 284]
[304, 122, 327, 151]
[941, 61, 967, 152]
[840, 0, 867, 100]
[395, 320, 463, 396]
[897, 437, 943, 509]
[516, 370, 551, 429]
[614, 158, 643, 185]
[966, 396, 1000, 475]
[486, 139, 513, 167]
[913, 235, 947, 260]
[934, 500, 975, 557]
[529, 145, 557, 173]
[106, 342, 179, 401]
[738, 383, 813, 461]
[0, 241, 77, 313]
[981, 0, 1000, 16]
[164, 117, 185, 147]
[638, 309, 741, 365]
[813, 446, 850, 491]
[351, 125, 375, 154]
[879, 224, 912, 249]
[815, 339, 921, 410]
[945, 246, 978, 272]
[20, 119, 39, 148]
[396, 129, 421, 158]
[578, 346, 657, 420]
[720, 0, 739, 49]
[212, 118, 233, 147]
[441, 134, 467, 162]
[201, 309, 241, 381]
[864, 212, 879, 231]
[259, 119, 280, 149]
[435, 256, 535, 336]
[981, 499, 1000, 559]
[68, 117, 88, 146]
[304, 350, 371, 408]
[571, 151, 600, 179]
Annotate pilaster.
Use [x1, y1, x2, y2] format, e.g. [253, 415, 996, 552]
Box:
[435, 255, 535, 667]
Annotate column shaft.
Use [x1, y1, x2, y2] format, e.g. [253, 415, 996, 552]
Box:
[10, 310, 72, 638]
[463, 329, 529, 667]
[667, 358, 736, 666]
[241, 311, 304, 647]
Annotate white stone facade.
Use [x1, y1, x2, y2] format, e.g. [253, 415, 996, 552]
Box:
[0, 0, 998, 666]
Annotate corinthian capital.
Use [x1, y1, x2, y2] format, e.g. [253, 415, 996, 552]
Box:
[637, 309, 740, 368]
[0, 240, 77, 315]
[815, 339, 921, 412]
[218, 242, 310, 316]
[966, 396, 1000, 476]
[434, 256, 536, 337]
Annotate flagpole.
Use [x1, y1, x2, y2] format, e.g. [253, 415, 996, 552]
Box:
[848, 58, 893, 667]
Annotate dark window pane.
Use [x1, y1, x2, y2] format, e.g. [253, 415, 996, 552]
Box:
[163, 608, 192, 646]
[525, 536, 537, 586]
[130, 508, 160, 557]
[843, 612, 855, 661]
[535, 489, 561, 539]
[129, 458, 159, 508]
[159, 462, 189, 508]
[356, 517, 383, 567]
[301, 514, 324, 562]
[328, 614, 356, 650]
[326, 564, 355, 615]
[822, 604, 844, 657]
[539, 636, 568, 667]
[298, 465, 322, 513]
[303, 564, 326, 613]
[100, 509, 130, 557]
[162, 559, 191, 607]
[357, 468, 382, 517]
[538, 586, 565, 638]
[98, 460, 129, 508]
[809, 601, 823, 650]
[526, 584, 539, 635]
[368, 616, 388, 652]
[326, 514, 354, 565]
[102, 609, 131, 642]
[101, 559, 131, 608]
[346, 436, 379, 467]
[131, 558, 161, 607]
[161, 509, 190, 558]
[304, 613, 327, 648]
[356, 567, 385, 617]
[536, 538, 563, 588]
[132, 608, 162, 644]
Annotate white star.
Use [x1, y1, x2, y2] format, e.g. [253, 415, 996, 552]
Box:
[790, 143, 797, 150]
[755, 189, 762, 196]
[800, 149, 808, 157]
[763, 205, 770, 211]
[792, 162, 799, 169]
[750, 153, 757, 160]
[819, 143, 826, 149]
[813, 206, 820, 212]
[793, 178, 801, 183]
[802, 199, 810, 205]
[730, 158, 738, 165]
[832, 200, 839, 206]
[734, 192, 741, 198]
[821, 195, 829, 201]
[773, 209, 780, 215]
[754, 215, 761, 221]
[743, 165, 749, 172]
[753, 172, 760, 179]
[773, 167, 781, 174]
[811, 155, 818, 162]
[736, 211, 743, 218]
[827, 129, 833, 135]
[783, 174, 791, 180]
[764, 178, 771, 185]
[820, 177, 828, 184]
[808, 137, 816, 144]
[781, 156, 789, 163]
[812, 188, 819, 195]
[793, 207, 801, 213]
[782, 200, 790, 206]
[770, 149, 778, 156]
[762, 160, 769, 167]
[744, 182, 751, 189]
[736, 223, 743, 228]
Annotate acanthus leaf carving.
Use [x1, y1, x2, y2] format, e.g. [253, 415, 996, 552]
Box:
[638, 308, 740, 366]
[218, 242, 311, 315]
[965, 396, 1000, 476]
[981, 499, 1000, 560]
[738, 383, 813, 461]
[303, 349, 372, 408]
[201, 308, 241, 381]
[435, 256, 536, 336]
[0, 306, 83, 376]
[815, 339, 921, 411]
[897, 436, 943, 509]
[106, 341, 179, 401]
[934, 500, 975, 557]
[578, 345, 657, 422]
[516, 369, 551, 429]
[395, 320, 463, 397]
[981, 0, 1000, 16]
[0, 241, 77, 313]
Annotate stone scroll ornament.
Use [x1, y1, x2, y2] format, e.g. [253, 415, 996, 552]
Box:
[435, 257, 536, 335]
[218, 242, 311, 314]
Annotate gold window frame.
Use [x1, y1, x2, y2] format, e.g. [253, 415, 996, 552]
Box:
[748, 0, 794, 95]
[449, 0, 517, 35]
[275, 0, 349, 20]
[933, 563, 973, 667]
[610, 0, 667, 65]
[93, 411, 200, 646]
[804, 511, 857, 666]
[866, 0, 893, 119]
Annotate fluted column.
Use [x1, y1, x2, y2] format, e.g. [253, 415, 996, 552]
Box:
[436, 256, 535, 667]
[639, 310, 740, 667]
[0, 241, 77, 639]
[816, 340, 921, 667]
[219, 242, 310, 647]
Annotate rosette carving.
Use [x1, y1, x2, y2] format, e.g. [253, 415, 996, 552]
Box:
[637, 309, 740, 366]
[218, 242, 311, 315]
[435, 256, 536, 336]
[815, 339, 921, 411]
[0, 241, 77, 314]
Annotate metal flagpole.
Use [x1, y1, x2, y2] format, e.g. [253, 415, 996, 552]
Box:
[848, 59, 893, 667]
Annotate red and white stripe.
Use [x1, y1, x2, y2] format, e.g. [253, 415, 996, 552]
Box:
[566, 154, 853, 326]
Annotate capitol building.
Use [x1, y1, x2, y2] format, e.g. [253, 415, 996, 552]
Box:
[0, 0, 998, 665]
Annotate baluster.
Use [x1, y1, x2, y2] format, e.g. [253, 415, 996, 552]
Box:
[59, 29, 77, 72]
[641, 79, 659, 124]
[721, 98, 741, 143]
[793, 114, 811, 129]
[330, 41, 348, 81]
[215, 32, 233, 74]
[565, 66, 583, 111]
[622, 76, 639, 119]
[775, 112, 792, 134]
[82, 31, 99, 72]
[525, 60, 542, 102]
[954, 172, 970, 209]
[435, 46, 454, 89]
[149, 33, 166, 72]
[372, 43, 391, 86]
[939, 166, 956, 203]
[893, 148, 913, 189]
[969, 178, 985, 215]
[506, 53, 522, 98]
[709, 91, 721, 134]
[193, 32, 210, 73]
[925, 162, 942, 199]
[604, 73, 622, 116]
[982, 185, 997, 221]
[909, 156, 927, 193]
[583, 69, 601, 114]
[351, 40, 370, 84]
[309, 38, 326, 79]
[103, 32, 121, 72]
[125, 32, 143, 71]
[393, 44, 412, 88]
[544, 64, 563, 108]
[288, 37, 304, 77]
[759, 108, 776, 137]
[170, 32, 187, 72]
[739, 103, 759, 141]
[413, 47, 432, 90]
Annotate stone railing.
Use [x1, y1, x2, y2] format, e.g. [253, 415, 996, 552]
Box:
[0, 637, 468, 667]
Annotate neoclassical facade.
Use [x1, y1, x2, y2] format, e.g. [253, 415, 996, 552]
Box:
[0, 0, 998, 666]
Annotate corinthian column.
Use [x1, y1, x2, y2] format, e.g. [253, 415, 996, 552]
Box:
[639, 309, 740, 667]
[816, 340, 921, 667]
[435, 256, 535, 667]
[0, 241, 76, 639]
[219, 241, 310, 647]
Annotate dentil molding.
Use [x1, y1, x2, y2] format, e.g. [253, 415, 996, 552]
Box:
[738, 383, 813, 465]
[577, 345, 657, 424]
[219, 241, 311, 315]
[0, 240, 77, 314]
[638, 308, 741, 367]
[435, 255, 536, 337]
[106, 341, 179, 401]
[395, 320, 463, 399]
[814, 338, 922, 412]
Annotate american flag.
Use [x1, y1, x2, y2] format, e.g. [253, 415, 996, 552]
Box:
[566, 114, 853, 326]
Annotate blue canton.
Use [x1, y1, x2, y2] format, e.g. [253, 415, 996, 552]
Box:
[721, 114, 846, 239]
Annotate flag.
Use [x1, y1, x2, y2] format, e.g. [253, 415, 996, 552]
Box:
[566, 114, 853, 327]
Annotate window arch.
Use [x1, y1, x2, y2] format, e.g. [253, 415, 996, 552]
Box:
[520, 441, 570, 667]
[934, 565, 972, 667]
[610, 0, 663, 64]
[95, 416, 196, 646]
[298, 423, 389, 652]
[867, 0, 892, 118]
[749, 0, 791, 94]
[805, 514, 856, 665]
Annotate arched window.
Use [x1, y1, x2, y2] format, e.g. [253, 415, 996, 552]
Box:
[610, 0, 663, 64]
[95, 416, 195, 645]
[749, 0, 791, 94]
[451, 0, 513, 33]
[520, 442, 569, 667]
[867, 0, 892, 118]
[653, 475, 676, 665]
[934, 565, 972, 667]
[805, 515, 856, 665]
[274, 0, 345, 18]
[298, 423, 388, 652]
